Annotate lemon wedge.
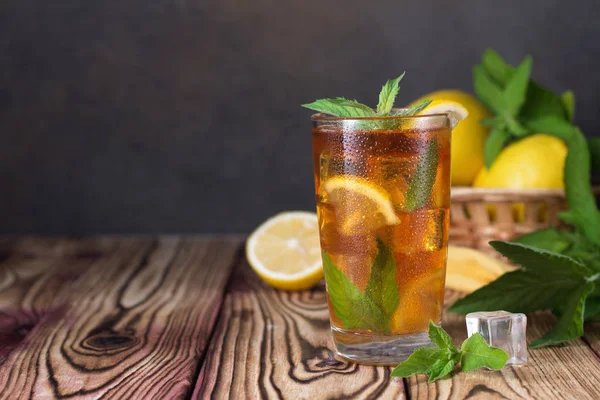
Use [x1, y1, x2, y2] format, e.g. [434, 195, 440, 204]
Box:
[418, 99, 469, 129]
[246, 211, 323, 291]
[322, 176, 399, 235]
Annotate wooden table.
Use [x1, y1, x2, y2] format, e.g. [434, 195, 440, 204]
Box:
[0, 237, 599, 399]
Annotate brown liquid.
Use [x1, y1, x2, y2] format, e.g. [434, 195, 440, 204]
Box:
[312, 124, 450, 337]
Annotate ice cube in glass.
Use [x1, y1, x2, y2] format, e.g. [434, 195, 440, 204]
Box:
[466, 311, 527, 366]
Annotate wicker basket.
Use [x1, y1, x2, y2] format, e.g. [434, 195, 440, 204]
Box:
[449, 187, 569, 256]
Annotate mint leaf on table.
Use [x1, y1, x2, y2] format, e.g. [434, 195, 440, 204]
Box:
[530, 281, 595, 348]
[365, 239, 400, 320]
[322, 252, 387, 332]
[302, 97, 377, 118]
[405, 137, 439, 211]
[512, 228, 572, 253]
[488, 241, 593, 278]
[428, 320, 459, 351]
[503, 56, 532, 117]
[391, 322, 507, 382]
[390, 347, 441, 378]
[450, 241, 593, 314]
[377, 73, 405, 115]
[461, 333, 509, 372]
[484, 128, 511, 168]
[561, 90, 575, 121]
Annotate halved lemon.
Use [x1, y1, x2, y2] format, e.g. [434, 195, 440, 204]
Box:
[322, 176, 400, 235]
[418, 99, 469, 129]
[246, 211, 323, 291]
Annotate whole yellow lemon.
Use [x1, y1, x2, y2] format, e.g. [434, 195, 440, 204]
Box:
[411, 90, 491, 186]
[474, 134, 566, 189]
[474, 134, 567, 222]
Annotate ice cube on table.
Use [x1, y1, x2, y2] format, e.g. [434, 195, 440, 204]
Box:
[466, 311, 527, 366]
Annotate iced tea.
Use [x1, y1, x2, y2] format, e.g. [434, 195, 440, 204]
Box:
[312, 114, 451, 365]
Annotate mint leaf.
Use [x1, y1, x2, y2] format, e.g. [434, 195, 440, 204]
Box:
[489, 241, 592, 279]
[484, 128, 511, 168]
[503, 56, 532, 116]
[519, 82, 568, 119]
[589, 137, 600, 172]
[302, 97, 377, 118]
[530, 281, 595, 348]
[427, 349, 459, 382]
[377, 73, 405, 115]
[522, 115, 574, 141]
[365, 238, 399, 321]
[461, 333, 509, 372]
[449, 270, 574, 314]
[473, 65, 505, 115]
[322, 252, 387, 331]
[391, 99, 433, 117]
[390, 347, 441, 378]
[513, 228, 572, 253]
[563, 128, 600, 246]
[561, 90, 575, 121]
[481, 48, 512, 87]
[428, 321, 458, 351]
[405, 137, 439, 211]
[584, 296, 600, 321]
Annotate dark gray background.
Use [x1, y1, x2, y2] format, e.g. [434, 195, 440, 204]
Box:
[1, 0, 599, 234]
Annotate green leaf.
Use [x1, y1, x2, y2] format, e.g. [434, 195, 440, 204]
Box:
[512, 228, 572, 253]
[302, 97, 377, 118]
[584, 296, 600, 321]
[503, 56, 532, 116]
[522, 115, 574, 141]
[390, 347, 441, 378]
[479, 117, 505, 128]
[505, 116, 528, 136]
[377, 73, 405, 115]
[481, 48, 512, 87]
[489, 241, 592, 278]
[428, 349, 458, 382]
[563, 128, 600, 246]
[461, 333, 509, 372]
[449, 270, 575, 314]
[365, 239, 400, 320]
[473, 65, 506, 114]
[391, 99, 433, 116]
[530, 281, 595, 347]
[484, 128, 511, 168]
[519, 81, 568, 120]
[405, 137, 439, 211]
[428, 321, 459, 351]
[561, 90, 575, 121]
[322, 252, 387, 331]
[589, 137, 600, 172]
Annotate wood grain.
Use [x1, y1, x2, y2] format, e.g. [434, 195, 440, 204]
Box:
[197, 259, 600, 400]
[195, 259, 407, 400]
[0, 236, 241, 400]
[406, 292, 600, 400]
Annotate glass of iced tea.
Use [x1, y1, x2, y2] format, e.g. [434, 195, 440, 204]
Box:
[312, 112, 451, 365]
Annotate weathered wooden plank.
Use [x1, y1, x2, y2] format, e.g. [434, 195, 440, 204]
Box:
[197, 261, 600, 400]
[406, 292, 600, 400]
[195, 259, 407, 400]
[0, 236, 241, 400]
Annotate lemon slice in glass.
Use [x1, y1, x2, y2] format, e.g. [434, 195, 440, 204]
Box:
[418, 99, 469, 129]
[246, 211, 323, 291]
[323, 176, 400, 235]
